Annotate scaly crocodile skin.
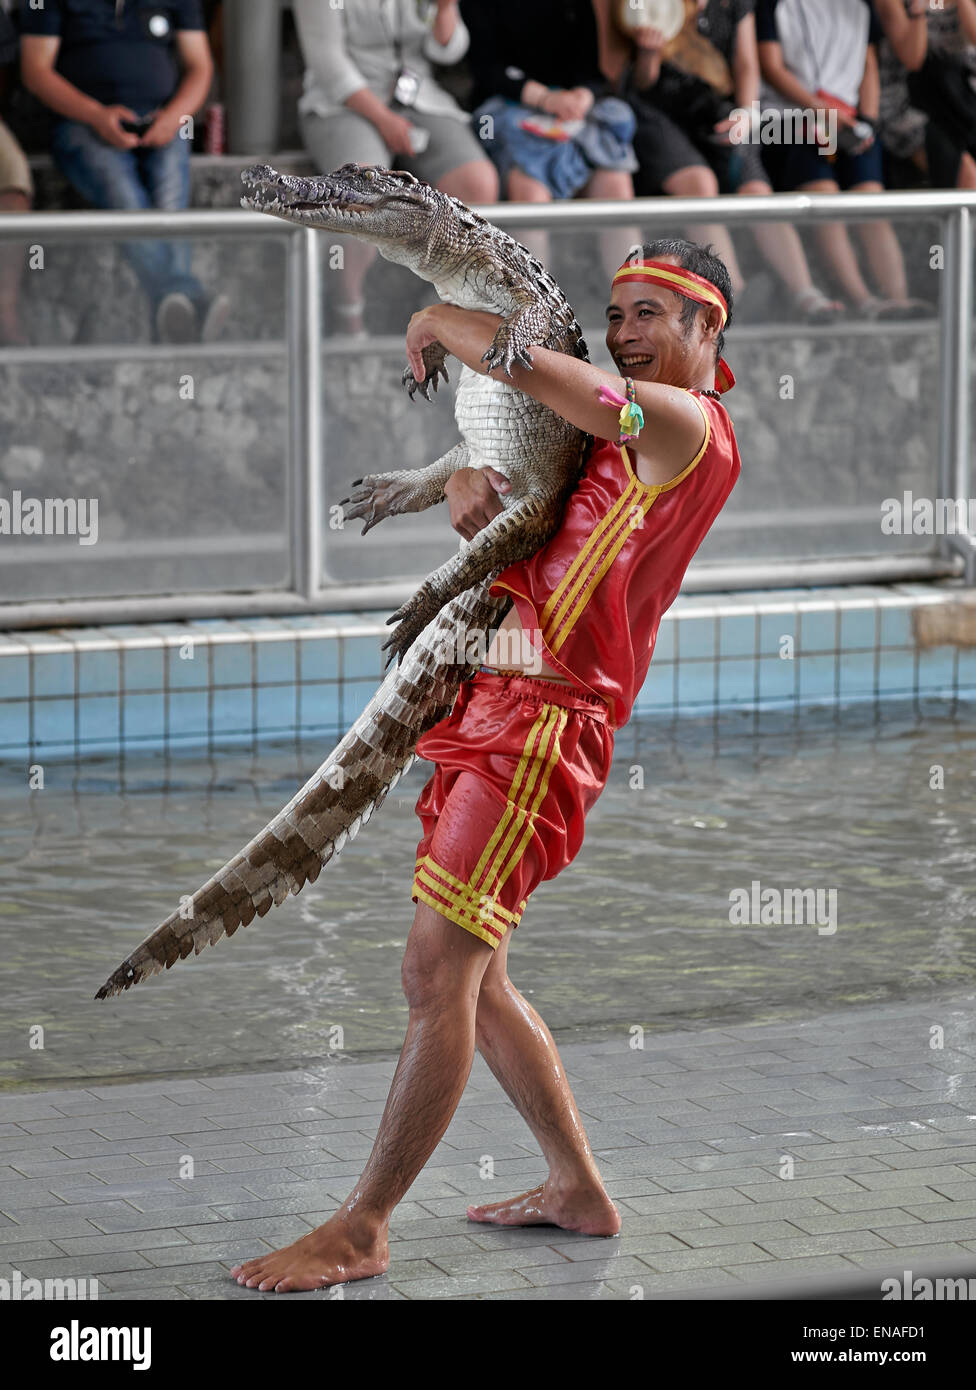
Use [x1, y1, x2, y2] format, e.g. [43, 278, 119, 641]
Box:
[95, 164, 592, 998]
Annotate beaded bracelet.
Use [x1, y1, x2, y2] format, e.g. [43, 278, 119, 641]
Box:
[597, 376, 644, 445]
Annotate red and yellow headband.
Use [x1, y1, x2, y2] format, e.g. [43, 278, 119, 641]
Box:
[612, 258, 735, 394]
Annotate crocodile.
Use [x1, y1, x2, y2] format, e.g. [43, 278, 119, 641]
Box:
[95, 162, 592, 999]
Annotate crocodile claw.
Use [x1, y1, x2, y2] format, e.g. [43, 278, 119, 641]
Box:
[381, 622, 419, 667]
[481, 326, 535, 379]
[402, 360, 449, 403]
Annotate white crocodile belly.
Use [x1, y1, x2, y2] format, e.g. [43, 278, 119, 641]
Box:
[454, 366, 539, 472]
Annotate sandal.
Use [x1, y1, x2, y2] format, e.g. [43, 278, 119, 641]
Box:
[793, 287, 846, 324]
[331, 300, 367, 340]
[854, 295, 934, 321]
[878, 297, 935, 321]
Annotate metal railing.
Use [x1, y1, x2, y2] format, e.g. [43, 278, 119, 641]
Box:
[0, 189, 973, 629]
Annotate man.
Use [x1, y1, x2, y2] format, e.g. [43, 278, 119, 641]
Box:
[230, 239, 742, 1293]
[19, 0, 225, 342]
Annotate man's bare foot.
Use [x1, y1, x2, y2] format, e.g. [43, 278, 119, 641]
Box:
[229, 1217, 389, 1293]
[467, 1180, 621, 1235]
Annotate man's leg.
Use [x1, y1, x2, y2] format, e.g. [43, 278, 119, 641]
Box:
[229, 900, 494, 1292]
[50, 120, 195, 321]
[848, 181, 910, 302]
[138, 136, 207, 306]
[662, 164, 745, 295]
[581, 167, 640, 282]
[506, 168, 551, 267]
[467, 930, 620, 1234]
[797, 178, 876, 307]
[0, 188, 30, 346]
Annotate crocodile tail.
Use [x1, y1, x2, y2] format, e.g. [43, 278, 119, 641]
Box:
[95, 583, 509, 999]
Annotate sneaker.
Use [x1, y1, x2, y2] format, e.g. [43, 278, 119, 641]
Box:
[199, 292, 231, 343]
[155, 291, 197, 343]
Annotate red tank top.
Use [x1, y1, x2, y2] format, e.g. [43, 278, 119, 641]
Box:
[489, 390, 741, 729]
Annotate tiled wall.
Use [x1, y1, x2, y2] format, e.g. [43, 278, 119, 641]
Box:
[1, 583, 974, 760]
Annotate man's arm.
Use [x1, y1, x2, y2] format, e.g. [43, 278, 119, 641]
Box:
[140, 30, 213, 147]
[407, 303, 707, 487]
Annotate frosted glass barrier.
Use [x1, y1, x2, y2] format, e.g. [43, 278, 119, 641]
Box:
[320, 212, 953, 583]
[0, 231, 290, 600]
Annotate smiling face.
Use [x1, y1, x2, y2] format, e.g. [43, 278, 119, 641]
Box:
[605, 258, 720, 392]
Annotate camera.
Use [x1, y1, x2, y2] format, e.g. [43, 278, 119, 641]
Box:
[121, 115, 155, 136]
[836, 115, 875, 156]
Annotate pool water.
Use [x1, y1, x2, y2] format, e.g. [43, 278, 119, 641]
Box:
[2, 700, 974, 1089]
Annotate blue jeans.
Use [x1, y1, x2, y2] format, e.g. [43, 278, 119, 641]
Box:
[51, 118, 203, 318]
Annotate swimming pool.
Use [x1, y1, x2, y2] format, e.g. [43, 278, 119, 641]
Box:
[2, 698, 973, 1091]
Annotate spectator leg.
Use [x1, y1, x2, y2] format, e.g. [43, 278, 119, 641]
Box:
[739, 178, 816, 297]
[138, 137, 206, 309]
[582, 169, 639, 279]
[50, 120, 195, 323]
[661, 164, 745, 294]
[329, 239, 375, 338]
[506, 168, 551, 268]
[848, 182, 909, 302]
[0, 188, 30, 347]
[798, 178, 874, 306]
[298, 109, 387, 335]
[436, 159, 499, 205]
[960, 154, 976, 190]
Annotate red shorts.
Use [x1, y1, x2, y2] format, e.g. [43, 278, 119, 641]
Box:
[412, 669, 614, 949]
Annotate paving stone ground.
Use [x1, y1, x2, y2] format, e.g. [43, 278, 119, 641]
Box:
[1, 994, 975, 1301]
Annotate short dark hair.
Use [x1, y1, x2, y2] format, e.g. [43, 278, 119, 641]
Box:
[629, 238, 733, 361]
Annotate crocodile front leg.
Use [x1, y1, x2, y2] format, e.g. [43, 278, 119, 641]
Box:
[481, 296, 554, 377]
[339, 442, 469, 536]
[382, 491, 560, 664]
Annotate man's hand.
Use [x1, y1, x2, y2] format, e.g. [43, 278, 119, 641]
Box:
[91, 104, 140, 149]
[833, 106, 874, 154]
[140, 105, 184, 147]
[543, 86, 594, 121]
[406, 305, 445, 383]
[632, 26, 666, 52]
[376, 109, 416, 156]
[444, 466, 511, 541]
